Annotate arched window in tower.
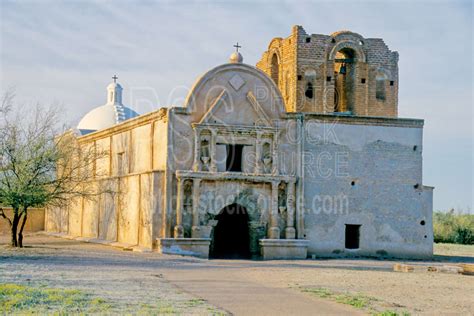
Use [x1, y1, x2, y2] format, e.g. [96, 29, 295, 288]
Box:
[271, 53, 279, 86]
[305, 82, 314, 99]
[333, 48, 356, 112]
[376, 73, 387, 100]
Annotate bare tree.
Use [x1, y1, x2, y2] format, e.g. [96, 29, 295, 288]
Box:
[0, 91, 110, 247]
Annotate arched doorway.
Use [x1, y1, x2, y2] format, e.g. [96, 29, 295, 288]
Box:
[210, 203, 250, 259]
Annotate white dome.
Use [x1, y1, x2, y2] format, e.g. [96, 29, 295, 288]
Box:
[77, 78, 139, 135]
[77, 104, 139, 134]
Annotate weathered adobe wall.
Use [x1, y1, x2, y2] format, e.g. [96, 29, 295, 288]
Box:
[45, 171, 166, 249]
[0, 207, 45, 235]
[45, 109, 169, 249]
[301, 115, 433, 258]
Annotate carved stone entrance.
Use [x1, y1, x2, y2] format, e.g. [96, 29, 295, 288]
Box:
[210, 203, 250, 259]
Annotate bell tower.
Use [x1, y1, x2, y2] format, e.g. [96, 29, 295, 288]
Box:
[257, 26, 399, 117]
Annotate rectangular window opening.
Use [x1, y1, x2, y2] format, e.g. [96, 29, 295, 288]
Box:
[305, 37, 311, 43]
[390, 80, 394, 86]
[326, 76, 332, 82]
[226, 144, 244, 172]
[361, 78, 366, 84]
[345, 224, 361, 249]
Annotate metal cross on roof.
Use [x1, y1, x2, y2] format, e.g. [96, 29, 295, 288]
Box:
[112, 75, 118, 83]
[233, 42, 241, 52]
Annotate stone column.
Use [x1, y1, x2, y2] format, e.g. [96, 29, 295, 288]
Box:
[271, 132, 279, 175]
[193, 129, 200, 171]
[191, 178, 201, 238]
[255, 131, 263, 174]
[174, 178, 184, 238]
[285, 181, 296, 239]
[268, 180, 280, 239]
[210, 129, 217, 172]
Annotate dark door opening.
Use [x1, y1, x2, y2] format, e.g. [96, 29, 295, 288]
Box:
[345, 224, 361, 249]
[211, 203, 250, 259]
[226, 144, 244, 172]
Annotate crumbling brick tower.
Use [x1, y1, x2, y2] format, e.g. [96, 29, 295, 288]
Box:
[257, 26, 399, 117]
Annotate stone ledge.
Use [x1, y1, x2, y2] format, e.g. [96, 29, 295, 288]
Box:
[285, 112, 424, 128]
[157, 238, 211, 259]
[259, 239, 309, 260]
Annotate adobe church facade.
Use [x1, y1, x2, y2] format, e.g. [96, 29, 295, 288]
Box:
[46, 26, 434, 259]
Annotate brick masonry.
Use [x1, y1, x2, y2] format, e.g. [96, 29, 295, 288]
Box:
[257, 26, 399, 117]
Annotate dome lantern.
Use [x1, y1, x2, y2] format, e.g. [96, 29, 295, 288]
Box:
[229, 42, 243, 63]
[77, 76, 139, 135]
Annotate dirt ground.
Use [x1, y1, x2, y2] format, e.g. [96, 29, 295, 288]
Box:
[1, 233, 473, 315]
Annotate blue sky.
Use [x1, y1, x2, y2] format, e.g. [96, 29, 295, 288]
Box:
[0, 0, 472, 212]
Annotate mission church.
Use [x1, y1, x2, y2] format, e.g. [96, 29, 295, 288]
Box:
[46, 26, 434, 259]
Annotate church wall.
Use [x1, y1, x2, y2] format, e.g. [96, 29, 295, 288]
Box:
[169, 111, 194, 172]
[45, 110, 169, 250]
[139, 173, 153, 247]
[131, 124, 152, 173]
[151, 171, 166, 244]
[301, 116, 432, 258]
[153, 117, 169, 170]
[95, 137, 110, 176]
[67, 196, 82, 237]
[111, 131, 131, 175]
[82, 184, 100, 238]
[278, 119, 298, 176]
[117, 176, 140, 245]
[98, 183, 118, 242]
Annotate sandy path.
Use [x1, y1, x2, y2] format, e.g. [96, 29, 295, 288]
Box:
[164, 266, 363, 315]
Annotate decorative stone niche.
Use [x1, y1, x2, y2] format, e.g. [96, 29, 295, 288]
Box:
[261, 141, 272, 174]
[199, 131, 211, 171]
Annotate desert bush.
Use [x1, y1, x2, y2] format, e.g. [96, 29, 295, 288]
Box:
[433, 209, 474, 245]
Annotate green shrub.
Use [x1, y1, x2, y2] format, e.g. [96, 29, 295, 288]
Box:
[433, 210, 474, 245]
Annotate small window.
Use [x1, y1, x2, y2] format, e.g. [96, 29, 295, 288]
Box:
[297, 75, 302, 81]
[305, 82, 314, 99]
[306, 37, 311, 43]
[345, 224, 361, 249]
[226, 144, 244, 172]
[390, 80, 394, 86]
[326, 76, 332, 82]
[361, 78, 366, 84]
